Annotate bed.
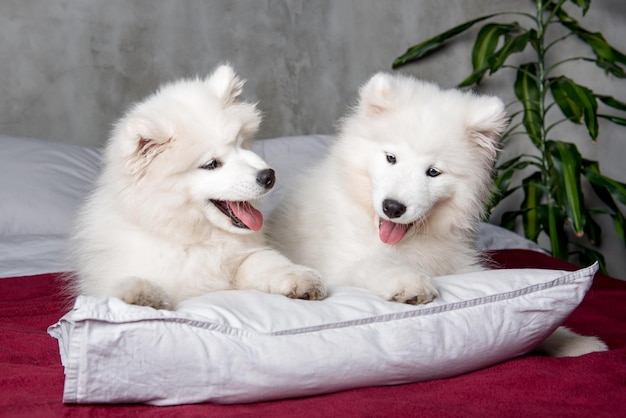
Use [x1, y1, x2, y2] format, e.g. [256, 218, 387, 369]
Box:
[1, 133, 625, 417]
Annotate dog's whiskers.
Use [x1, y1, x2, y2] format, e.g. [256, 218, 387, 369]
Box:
[412, 217, 428, 235]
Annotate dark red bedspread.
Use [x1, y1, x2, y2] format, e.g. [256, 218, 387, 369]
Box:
[1, 249, 625, 417]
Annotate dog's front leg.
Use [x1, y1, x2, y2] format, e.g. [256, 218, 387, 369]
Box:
[234, 249, 327, 300]
[337, 257, 439, 305]
[114, 277, 173, 310]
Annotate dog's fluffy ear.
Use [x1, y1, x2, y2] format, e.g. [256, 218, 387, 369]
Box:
[466, 96, 508, 161]
[206, 64, 261, 141]
[207, 64, 245, 107]
[359, 72, 396, 115]
[122, 119, 174, 177]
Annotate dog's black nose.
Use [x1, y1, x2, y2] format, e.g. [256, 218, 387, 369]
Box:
[382, 199, 406, 219]
[256, 168, 276, 190]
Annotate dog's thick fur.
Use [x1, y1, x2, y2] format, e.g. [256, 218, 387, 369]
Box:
[68, 65, 326, 309]
[269, 72, 505, 304]
[268, 72, 607, 357]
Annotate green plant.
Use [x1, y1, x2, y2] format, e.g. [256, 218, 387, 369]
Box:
[392, 0, 626, 273]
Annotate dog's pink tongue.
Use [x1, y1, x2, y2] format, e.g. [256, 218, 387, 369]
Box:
[227, 201, 263, 231]
[379, 220, 408, 245]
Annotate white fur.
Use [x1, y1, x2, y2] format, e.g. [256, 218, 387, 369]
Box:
[269, 73, 505, 303]
[68, 65, 326, 309]
[537, 326, 607, 357]
[268, 72, 607, 356]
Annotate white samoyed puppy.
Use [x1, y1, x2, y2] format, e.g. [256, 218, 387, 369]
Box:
[68, 64, 326, 309]
[269, 72, 505, 305]
[267, 72, 607, 357]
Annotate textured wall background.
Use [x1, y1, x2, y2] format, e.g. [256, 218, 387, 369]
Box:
[1, 0, 624, 277]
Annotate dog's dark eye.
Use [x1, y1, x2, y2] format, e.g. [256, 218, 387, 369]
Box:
[426, 167, 441, 177]
[386, 153, 397, 165]
[201, 159, 222, 170]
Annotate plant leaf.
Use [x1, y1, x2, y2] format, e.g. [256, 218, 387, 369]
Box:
[496, 154, 541, 171]
[550, 77, 583, 123]
[489, 154, 520, 212]
[514, 63, 542, 147]
[583, 172, 626, 246]
[457, 68, 491, 88]
[489, 29, 534, 74]
[549, 76, 599, 140]
[579, 31, 626, 64]
[583, 212, 602, 246]
[611, 212, 626, 246]
[495, 158, 535, 194]
[392, 14, 501, 68]
[547, 203, 569, 260]
[568, 0, 591, 16]
[457, 22, 522, 87]
[576, 245, 607, 273]
[599, 114, 626, 126]
[472, 23, 519, 71]
[501, 210, 525, 231]
[597, 95, 626, 111]
[553, 6, 626, 66]
[591, 58, 626, 78]
[582, 160, 626, 246]
[547, 140, 586, 236]
[496, 155, 524, 170]
[582, 161, 626, 206]
[521, 172, 544, 242]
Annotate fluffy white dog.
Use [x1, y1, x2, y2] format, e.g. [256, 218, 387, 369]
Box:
[68, 65, 326, 309]
[268, 72, 607, 357]
[269, 72, 506, 305]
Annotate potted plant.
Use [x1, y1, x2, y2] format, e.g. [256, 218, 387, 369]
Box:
[392, 0, 626, 273]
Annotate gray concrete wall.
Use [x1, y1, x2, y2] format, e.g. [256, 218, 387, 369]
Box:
[1, 0, 624, 278]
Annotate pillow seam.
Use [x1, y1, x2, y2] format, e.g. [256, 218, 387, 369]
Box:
[76, 264, 596, 337]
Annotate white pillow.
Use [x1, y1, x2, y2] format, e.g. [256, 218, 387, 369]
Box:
[48, 263, 597, 405]
[0, 235, 69, 278]
[0, 135, 101, 236]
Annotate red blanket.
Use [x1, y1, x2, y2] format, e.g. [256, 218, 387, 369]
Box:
[1, 249, 625, 417]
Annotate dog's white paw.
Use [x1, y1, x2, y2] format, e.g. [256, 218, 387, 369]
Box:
[538, 326, 608, 357]
[379, 274, 438, 305]
[117, 278, 173, 310]
[269, 265, 328, 301]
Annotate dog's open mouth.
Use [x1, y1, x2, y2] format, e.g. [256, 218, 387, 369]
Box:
[378, 218, 413, 245]
[211, 200, 263, 231]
